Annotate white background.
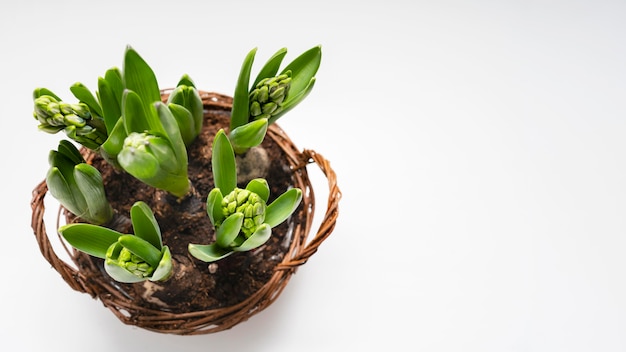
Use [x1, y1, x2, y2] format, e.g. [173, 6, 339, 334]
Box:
[2, 0, 626, 351]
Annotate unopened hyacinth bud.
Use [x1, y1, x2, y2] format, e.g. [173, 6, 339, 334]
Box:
[248, 72, 292, 120]
[118, 132, 190, 197]
[34, 95, 106, 149]
[221, 188, 267, 238]
[122, 132, 182, 174]
[34, 95, 90, 129]
[110, 247, 155, 279]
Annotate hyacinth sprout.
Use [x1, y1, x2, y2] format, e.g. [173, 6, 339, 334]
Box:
[32, 46, 202, 197]
[33, 45, 316, 283]
[59, 201, 172, 283]
[46, 140, 113, 225]
[188, 129, 303, 262]
[228, 45, 322, 154]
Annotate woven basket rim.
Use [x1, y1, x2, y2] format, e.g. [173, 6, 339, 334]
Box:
[30, 91, 341, 335]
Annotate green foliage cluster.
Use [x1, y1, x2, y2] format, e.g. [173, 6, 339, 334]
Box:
[32, 45, 320, 282]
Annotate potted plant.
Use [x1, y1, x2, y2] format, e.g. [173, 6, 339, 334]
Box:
[30, 45, 341, 335]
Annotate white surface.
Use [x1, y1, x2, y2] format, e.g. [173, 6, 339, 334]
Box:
[3, 0, 626, 351]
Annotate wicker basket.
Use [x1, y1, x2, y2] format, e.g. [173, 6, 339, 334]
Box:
[30, 91, 341, 335]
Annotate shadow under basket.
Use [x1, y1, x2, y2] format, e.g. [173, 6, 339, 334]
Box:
[30, 91, 341, 335]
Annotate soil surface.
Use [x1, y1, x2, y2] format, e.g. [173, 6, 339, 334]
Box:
[71, 104, 302, 313]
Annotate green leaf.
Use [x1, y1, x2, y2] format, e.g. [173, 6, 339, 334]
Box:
[228, 118, 268, 153]
[168, 103, 196, 146]
[150, 246, 172, 281]
[74, 163, 113, 225]
[122, 89, 157, 134]
[70, 82, 103, 117]
[206, 188, 224, 226]
[47, 148, 88, 218]
[265, 188, 303, 227]
[233, 224, 271, 251]
[99, 118, 127, 167]
[252, 47, 287, 88]
[33, 87, 61, 100]
[188, 243, 234, 262]
[245, 178, 270, 203]
[176, 74, 196, 87]
[56, 140, 84, 165]
[59, 223, 122, 259]
[123, 46, 161, 109]
[129, 201, 162, 249]
[105, 254, 146, 283]
[118, 234, 161, 268]
[280, 45, 321, 98]
[167, 83, 203, 135]
[48, 147, 78, 174]
[104, 67, 124, 102]
[230, 47, 257, 131]
[154, 102, 187, 165]
[216, 213, 244, 248]
[97, 77, 121, 133]
[46, 167, 83, 218]
[212, 129, 236, 195]
[98, 67, 124, 133]
[270, 77, 316, 125]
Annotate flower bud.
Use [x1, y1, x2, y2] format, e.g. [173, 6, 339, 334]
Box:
[221, 188, 267, 237]
[33, 95, 106, 149]
[110, 247, 155, 279]
[118, 132, 190, 197]
[248, 72, 291, 120]
[123, 132, 182, 174]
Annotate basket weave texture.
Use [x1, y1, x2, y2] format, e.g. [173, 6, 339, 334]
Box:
[30, 91, 341, 335]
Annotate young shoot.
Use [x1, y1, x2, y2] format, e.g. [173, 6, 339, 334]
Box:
[46, 140, 113, 225]
[59, 201, 172, 283]
[228, 46, 322, 154]
[32, 46, 203, 197]
[188, 129, 303, 262]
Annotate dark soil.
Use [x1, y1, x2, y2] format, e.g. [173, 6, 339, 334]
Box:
[72, 104, 301, 313]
